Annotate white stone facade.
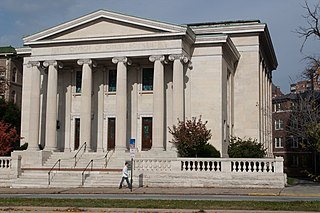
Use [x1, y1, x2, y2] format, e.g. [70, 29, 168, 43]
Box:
[20, 10, 277, 158]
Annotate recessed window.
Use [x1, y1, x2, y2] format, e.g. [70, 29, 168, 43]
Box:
[275, 137, 283, 148]
[76, 71, 82, 93]
[12, 68, 16, 82]
[142, 68, 153, 91]
[108, 70, 117, 92]
[292, 137, 299, 148]
[275, 120, 284, 130]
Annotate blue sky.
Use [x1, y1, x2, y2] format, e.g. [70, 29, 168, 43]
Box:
[0, 0, 319, 93]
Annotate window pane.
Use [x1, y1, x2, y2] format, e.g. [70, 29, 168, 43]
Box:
[142, 68, 153, 91]
[76, 71, 82, 93]
[108, 70, 117, 92]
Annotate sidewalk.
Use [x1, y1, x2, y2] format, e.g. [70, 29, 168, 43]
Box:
[0, 184, 319, 197]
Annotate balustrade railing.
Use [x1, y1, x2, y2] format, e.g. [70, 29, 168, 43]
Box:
[0, 157, 11, 169]
[135, 157, 283, 174]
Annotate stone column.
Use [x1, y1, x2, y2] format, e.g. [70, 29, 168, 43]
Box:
[149, 55, 166, 151]
[169, 54, 189, 122]
[27, 61, 41, 151]
[43, 61, 62, 151]
[112, 57, 131, 151]
[77, 59, 95, 151]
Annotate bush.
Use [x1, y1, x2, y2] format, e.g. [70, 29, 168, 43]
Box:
[0, 121, 20, 156]
[228, 136, 266, 158]
[169, 117, 220, 157]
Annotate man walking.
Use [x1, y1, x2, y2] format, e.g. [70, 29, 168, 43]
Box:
[119, 162, 131, 189]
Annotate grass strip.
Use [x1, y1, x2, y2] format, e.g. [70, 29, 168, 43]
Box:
[0, 198, 319, 211]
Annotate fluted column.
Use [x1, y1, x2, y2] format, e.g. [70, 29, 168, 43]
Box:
[149, 55, 166, 151]
[169, 54, 189, 122]
[43, 61, 62, 151]
[112, 57, 131, 151]
[27, 61, 41, 151]
[77, 59, 95, 151]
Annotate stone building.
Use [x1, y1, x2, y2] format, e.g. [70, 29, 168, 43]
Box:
[0, 46, 23, 108]
[19, 10, 277, 163]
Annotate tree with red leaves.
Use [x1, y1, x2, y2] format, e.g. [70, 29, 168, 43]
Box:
[0, 121, 20, 156]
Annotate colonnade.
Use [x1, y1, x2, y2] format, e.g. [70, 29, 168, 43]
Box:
[24, 54, 190, 152]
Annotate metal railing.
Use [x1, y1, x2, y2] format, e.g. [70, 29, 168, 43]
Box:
[74, 142, 86, 167]
[81, 159, 93, 186]
[48, 159, 61, 185]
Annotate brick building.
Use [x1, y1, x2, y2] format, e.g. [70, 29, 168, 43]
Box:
[0, 46, 24, 108]
[272, 87, 314, 177]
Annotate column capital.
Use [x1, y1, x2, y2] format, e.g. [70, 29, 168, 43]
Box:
[168, 54, 189, 64]
[43, 60, 63, 69]
[112, 57, 132, 66]
[27, 61, 41, 68]
[77, 59, 97, 67]
[149, 55, 167, 64]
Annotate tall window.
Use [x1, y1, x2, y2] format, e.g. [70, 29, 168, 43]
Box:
[10, 90, 16, 103]
[275, 120, 284, 130]
[142, 68, 153, 91]
[11, 68, 16, 82]
[76, 71, 82, 93]
[275, 137, 283, 148]
[292, 137, 299, 148]
[108, 70, 117, 92]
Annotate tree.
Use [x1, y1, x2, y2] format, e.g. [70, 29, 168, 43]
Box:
[286, 92, 320, 175]
[169, 117, 220, 157]
[0, 99, 21, 131]
[0, 121, 20, 156]
[228, 136, 266, 158]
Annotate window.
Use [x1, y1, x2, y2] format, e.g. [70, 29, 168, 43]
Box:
[275, 137, 283, 148]
[142, 68, 153, 91]
[10, 90, 16, 103]
[291, 155, 299, 167]
[108, 70, 117, 92]
[0, 71, 5, 80]
[292, 137, 299, 148]
[11, 68, 16, 82]
[75, 71, 82, 93]
[275, 120, 284, 130]
[274, 103, 281, 112]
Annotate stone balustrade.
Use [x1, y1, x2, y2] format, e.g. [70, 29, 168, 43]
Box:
[135, 157, 284, 174]
[0, 157, 11, 169]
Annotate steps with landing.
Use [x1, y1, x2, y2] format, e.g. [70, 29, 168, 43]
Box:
[11, 150, 131, 188]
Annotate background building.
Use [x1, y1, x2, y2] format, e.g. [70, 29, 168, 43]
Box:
[272, 85, 316, 177]
[0, 46, 23, 108]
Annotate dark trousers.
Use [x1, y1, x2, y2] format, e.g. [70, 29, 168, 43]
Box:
[119, 177, 131, 189]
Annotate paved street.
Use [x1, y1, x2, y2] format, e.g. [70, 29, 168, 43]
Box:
[0, 183, 319, 212]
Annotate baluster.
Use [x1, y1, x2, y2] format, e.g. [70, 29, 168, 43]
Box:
[194, 161, 198, 171]
[199, 161, 203, 171]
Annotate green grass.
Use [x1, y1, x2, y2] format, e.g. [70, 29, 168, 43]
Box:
[0, 198, 319, 211]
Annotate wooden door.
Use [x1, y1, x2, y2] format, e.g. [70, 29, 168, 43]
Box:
[74, 118, 80, 150]
[142, 117, 152, 151]
[107, 118, 115, 150]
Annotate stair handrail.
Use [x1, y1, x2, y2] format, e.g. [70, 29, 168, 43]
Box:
[104, 150, 114, 168]
[81, 159, 93, 186]
[48, 159, 61, 185]
[74, 142, 86, 167]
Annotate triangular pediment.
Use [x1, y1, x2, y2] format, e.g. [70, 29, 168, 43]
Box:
[24, 10, 188, 45]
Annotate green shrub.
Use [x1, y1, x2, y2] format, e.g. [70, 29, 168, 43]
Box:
[228, 136, 266, 158]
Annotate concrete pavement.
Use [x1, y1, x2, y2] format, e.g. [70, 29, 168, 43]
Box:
[0, 183, 319, 197]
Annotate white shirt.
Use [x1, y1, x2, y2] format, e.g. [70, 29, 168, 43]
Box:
[122, 165, 128, 178]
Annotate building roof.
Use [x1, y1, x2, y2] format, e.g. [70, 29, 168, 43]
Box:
[0, 46, 16, 54]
